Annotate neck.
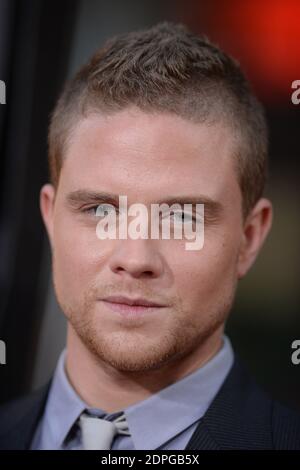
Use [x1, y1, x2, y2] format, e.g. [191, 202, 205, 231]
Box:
[65, 323, 224, 413]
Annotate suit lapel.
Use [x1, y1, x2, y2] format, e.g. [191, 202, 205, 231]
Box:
[0, 381, 51, 450]
[185, 357, 273, 450]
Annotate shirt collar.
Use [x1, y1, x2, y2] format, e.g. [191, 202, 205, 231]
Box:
[42, 350, 87, 448]
[44, 335, 233, 449]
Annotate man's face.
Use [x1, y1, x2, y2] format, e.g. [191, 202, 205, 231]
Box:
[42, 107, 246, 372]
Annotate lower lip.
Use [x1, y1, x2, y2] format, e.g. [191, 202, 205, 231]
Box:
[101, 300, 164, 317]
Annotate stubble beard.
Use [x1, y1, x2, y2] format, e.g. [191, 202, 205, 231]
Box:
[53, 270, 236, 374]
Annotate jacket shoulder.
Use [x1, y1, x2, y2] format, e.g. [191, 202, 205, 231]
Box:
[272, 399, 300, 449]
[186, 356, 300, 450]
[0, 383, 50, 449]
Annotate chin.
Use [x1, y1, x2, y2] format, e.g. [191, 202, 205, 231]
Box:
[86, 332, 179, 372]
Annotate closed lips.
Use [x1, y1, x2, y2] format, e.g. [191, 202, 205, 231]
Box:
[102, 296, 165, 307]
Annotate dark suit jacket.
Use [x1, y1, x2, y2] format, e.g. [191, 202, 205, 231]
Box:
[0, 357, 300, 450]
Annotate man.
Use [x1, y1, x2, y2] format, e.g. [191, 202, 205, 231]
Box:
[0, 22, 299, 450]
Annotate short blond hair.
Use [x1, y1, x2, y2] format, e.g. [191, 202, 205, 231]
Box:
[48, 22, 268, 218]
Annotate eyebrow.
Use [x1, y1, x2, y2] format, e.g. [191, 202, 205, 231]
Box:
[65, 190, 223, 218]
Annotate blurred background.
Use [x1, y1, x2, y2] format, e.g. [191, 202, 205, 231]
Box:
[0, 0, 299, 408]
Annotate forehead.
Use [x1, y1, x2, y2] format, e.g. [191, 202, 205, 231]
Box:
[60, 107, 240, 204]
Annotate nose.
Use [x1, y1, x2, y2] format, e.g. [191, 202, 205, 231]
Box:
[108, 238, 164, 279]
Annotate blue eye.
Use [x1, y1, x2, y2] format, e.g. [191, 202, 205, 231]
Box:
[83, 203, 116, 216]
[169, 211, 195, 223]
[95, 203, 116, 217]
[82, 206, 97, 215]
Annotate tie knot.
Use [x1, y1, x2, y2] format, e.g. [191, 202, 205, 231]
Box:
[79, 411, 131, 450]
[111, 413, 131, 435]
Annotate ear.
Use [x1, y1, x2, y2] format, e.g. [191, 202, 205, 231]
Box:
[40, 183, 56, 252]
[237, 197, 273, 279]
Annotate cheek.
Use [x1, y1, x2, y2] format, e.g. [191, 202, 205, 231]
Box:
[172, 233, 240, 306]
[52, 215, 108, 291]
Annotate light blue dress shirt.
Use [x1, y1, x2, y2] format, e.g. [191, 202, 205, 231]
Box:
[31, 335, 234, 450]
